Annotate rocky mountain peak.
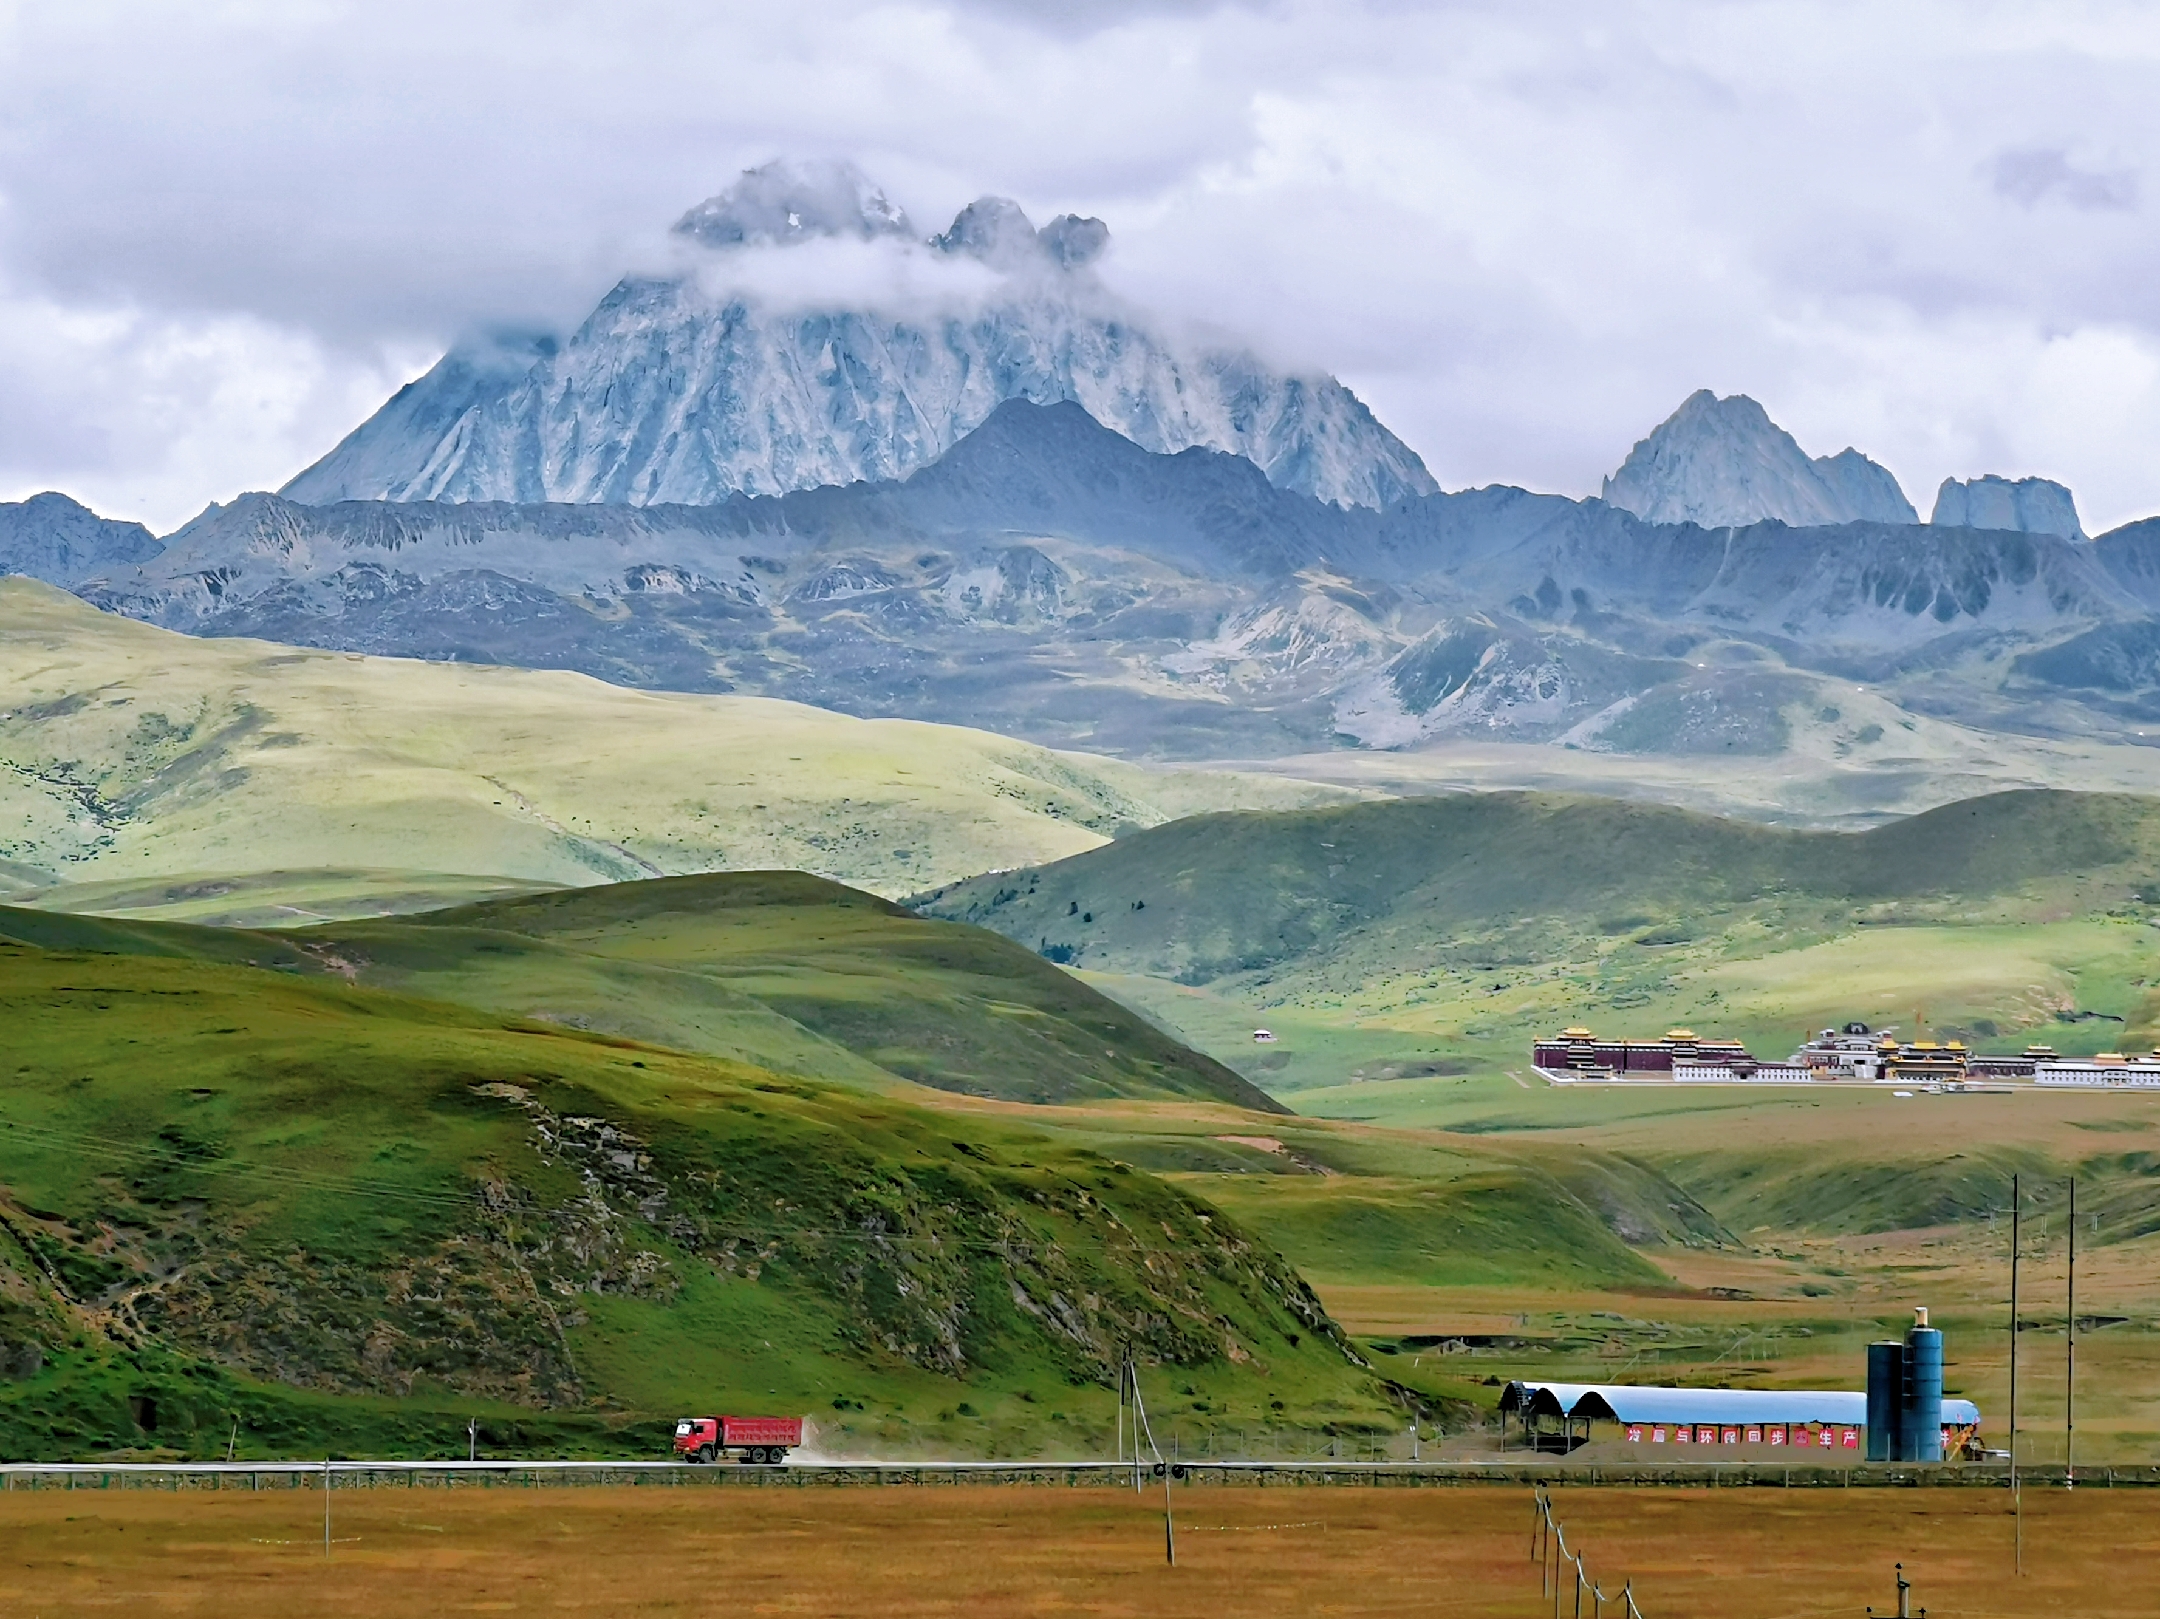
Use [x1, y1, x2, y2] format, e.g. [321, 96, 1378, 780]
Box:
[0, 491, 161, 587]
[1601, 390, 1916, 529]
[933, 197, 1110, 271]
[1931, 474, 2084, 539]
[280, 163, 1434, 511]
[671, 158, 913, 249]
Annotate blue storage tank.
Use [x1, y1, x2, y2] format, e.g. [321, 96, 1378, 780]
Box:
[1902, 1310, 1944, 1463]
[1866, 1340, 1903, 1461]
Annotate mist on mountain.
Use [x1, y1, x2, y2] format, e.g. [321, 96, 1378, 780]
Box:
[281, 159, 1437, 513]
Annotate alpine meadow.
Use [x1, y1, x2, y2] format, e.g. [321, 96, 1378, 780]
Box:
[5, 14, 2160, 1613]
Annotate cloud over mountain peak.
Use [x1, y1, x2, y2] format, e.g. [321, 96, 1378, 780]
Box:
[281, 161, 1434, 510]
[671, 159, 914, 250]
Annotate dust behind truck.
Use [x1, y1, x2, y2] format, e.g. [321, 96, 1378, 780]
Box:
[673, 1415, 803, 1464]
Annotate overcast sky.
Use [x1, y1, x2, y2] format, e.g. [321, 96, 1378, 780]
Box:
[2, 0, 2157, 532]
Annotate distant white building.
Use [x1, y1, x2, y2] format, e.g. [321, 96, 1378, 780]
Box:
[2035, 1054, 2160, 1088]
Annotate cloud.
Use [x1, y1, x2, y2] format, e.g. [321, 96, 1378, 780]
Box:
[0, 279, 422, 526]
[951, 0, 1255, 36]
[676, 234, 1010, 320]
[1989, 147, 2138, 211]
[4, 0, 2160, 531]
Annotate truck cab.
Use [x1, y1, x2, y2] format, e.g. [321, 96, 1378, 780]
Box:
[673, 1417, 723, 1462]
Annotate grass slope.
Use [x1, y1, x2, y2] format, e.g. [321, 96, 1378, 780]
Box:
[0, 935, 1389, 1461]
[0, 873, 1282, 1111]
[0, 578, 1341, 910]
[921, 788, 2160, 1079]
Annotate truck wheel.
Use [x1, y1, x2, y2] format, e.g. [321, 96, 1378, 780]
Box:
[698, 1444, 716, 1464]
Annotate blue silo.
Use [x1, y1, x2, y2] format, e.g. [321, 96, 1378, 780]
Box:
[1866, 1340, 1903, 1461]
[1901, 1309, 1944, 1463]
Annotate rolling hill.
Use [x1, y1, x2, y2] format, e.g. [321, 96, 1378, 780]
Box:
[921, 787, 2160, 984]
[0, 578, 1340, 914]
[0, 873, 1281, 1112]
[918, 787, 2160, 1090]
[0, 918, 1384, 1461]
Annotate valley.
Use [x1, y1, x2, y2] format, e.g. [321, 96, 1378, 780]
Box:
[4, 164, 2159, 1479]
[5, 848, 2157, 1465]
[11, 23, 2160, 1614]
[7, 598, 2160, 1466]
[922, 787, 2160, 1084]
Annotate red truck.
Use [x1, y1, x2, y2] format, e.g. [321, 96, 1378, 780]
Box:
[673, 1415, 803, 1465]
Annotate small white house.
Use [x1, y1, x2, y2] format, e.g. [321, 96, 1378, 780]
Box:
[1251, 1029, 1276, 1043]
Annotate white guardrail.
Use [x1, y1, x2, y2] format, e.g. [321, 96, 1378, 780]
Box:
[0, 1457, 2137, 1487]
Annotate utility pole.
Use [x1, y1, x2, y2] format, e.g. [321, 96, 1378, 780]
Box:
[1128, 1358, 1141, 1495]
[2009, 1174, 2021, 1575]
[1125, 1359, 1174, 1565]
[323, 1458, 331, 1557]
[469, 1418, 478, 1463]
[2066, 1177, 2076, 1489]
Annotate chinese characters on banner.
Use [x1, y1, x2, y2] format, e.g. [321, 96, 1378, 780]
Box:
[1617, 1422, 1868, 1448]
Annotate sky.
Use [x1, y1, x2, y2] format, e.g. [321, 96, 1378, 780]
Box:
[2, 0, 2158, 533]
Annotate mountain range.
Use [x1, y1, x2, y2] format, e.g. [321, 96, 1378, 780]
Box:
[8, 394, 2154, 773]
[2, 162, 2147, 784]
[1602, 390, 2084, 537]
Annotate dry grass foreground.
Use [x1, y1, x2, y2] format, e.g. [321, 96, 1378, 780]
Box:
[0, 1482, 2150, 1616]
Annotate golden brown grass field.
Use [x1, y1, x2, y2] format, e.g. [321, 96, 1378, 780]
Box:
[0, 1482, 2152, 1617]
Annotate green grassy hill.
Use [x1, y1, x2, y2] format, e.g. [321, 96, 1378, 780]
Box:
[920, 788, 2160, 1083]
[0, 578, 1342, 915]
[0, 930, 1392, 1461]
[0, 873, 1280, 1111]
[922, 788, 2160, 984]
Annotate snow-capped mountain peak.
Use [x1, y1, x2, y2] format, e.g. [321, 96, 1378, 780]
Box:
[1601, 389, 1916, 528]
[671, 158, 913, 249]
[281, 161, 1435, 510]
